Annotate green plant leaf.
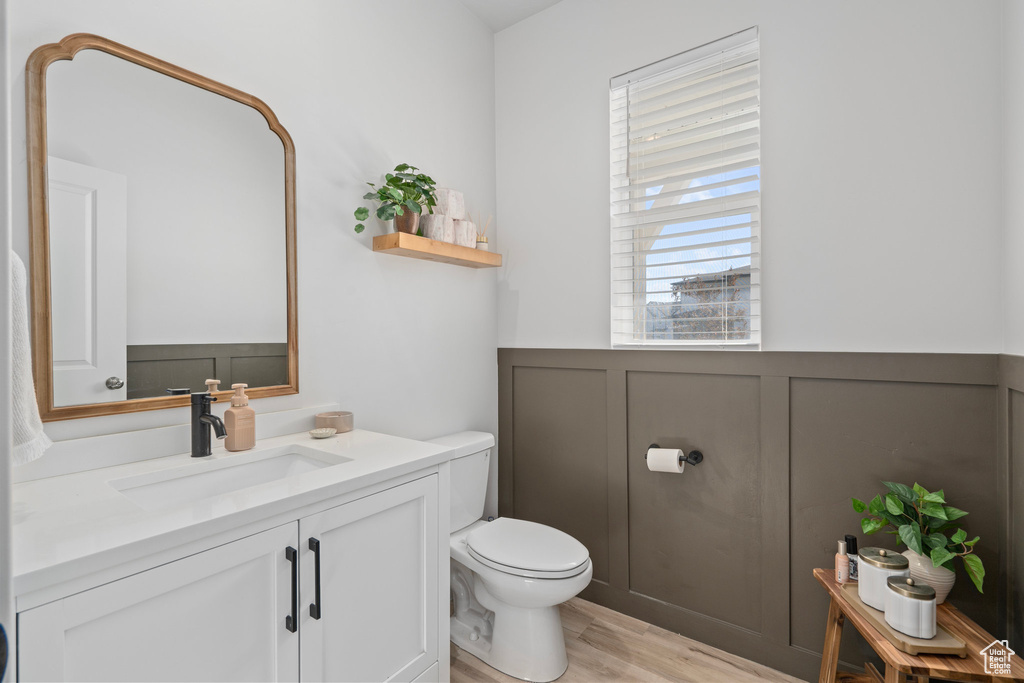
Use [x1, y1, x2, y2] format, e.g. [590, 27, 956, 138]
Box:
[386, 188, 403, 202]
[950, 528, 967, 544]
[920, 502, 947, 520]
[862, 518, 885, 535]
[385, 173, 395, 181]
[394, 163, 411, 172]
[925, 532, 948, 549]
[943, 506, 969, 521]
[405, 199, 422, 214]
[852, 498, 867, 513]
[880, 510, 907, 529]
[354, 207, 370, 221]
[913, 483, 929, 498]
[883, 481, 917, 505]
[962, 553, 985, 593]
[354, 223, 364, 234]
[965, 536, 980, 547]
[898, 522, 923, 554]
[930, 547, 956, 567]
[923, 490, 945, 504]
[885, 493, 904, 516]
[868, 494, 885, 515]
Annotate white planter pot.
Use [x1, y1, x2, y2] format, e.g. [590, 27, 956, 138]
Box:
[902, 549, 956, 604]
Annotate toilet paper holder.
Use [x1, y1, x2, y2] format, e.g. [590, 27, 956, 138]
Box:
[645, 443, 703, 466]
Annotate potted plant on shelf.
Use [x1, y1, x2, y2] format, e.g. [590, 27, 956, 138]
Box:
[354, 163, 438, 235]
[851, 481, 983, 602]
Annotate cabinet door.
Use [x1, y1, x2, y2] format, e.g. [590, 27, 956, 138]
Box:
[300, 476, 438, 683]
[18, 524, 299, 682]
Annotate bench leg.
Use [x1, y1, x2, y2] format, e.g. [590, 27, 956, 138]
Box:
[883, 663, 902, 683]
[819, 598, 845, 683]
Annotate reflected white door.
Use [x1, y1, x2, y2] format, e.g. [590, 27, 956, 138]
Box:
[47, 156, 127, 406]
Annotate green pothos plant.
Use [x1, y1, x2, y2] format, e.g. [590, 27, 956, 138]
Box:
[851, 481, 984, 593]
[354, 163, 438, 233]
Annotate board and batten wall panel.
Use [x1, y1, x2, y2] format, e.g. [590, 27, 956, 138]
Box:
[498, 348, 1007, 681]
[790, 378, 999, 663]
[1004, 353, 1024, 652]
[627, 372, 762, 632]
[1011, 389, 1024, 651]
[509, 367, 609, 584]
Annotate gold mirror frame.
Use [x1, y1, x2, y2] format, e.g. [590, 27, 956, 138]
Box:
[27, 34, 298, 421]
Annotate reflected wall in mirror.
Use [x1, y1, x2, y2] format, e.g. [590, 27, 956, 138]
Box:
[27, 34, 298, 421]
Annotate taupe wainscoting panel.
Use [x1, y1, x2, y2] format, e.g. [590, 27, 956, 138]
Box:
[1010, 387, 1024, 651]
[497, 348, 1008, 682]
[789, 378, 999, 660]
[626, 371, 762, 632]
[510, 366, 610, 584]
[126, 343, 288, 399]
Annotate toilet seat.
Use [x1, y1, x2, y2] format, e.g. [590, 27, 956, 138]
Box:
[466, 518, 590, 579]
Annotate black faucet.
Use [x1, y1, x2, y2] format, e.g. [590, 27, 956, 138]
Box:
[190, 392, 226, 457]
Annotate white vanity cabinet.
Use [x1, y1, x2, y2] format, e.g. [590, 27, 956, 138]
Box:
[299, 474, 438, 682]
[16, 474, 442, 683]
[19, 523, 299, 682]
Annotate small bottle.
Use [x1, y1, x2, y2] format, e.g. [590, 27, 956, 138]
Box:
[224, 383, 255, 452]
[844, 534, 859, 581]
[836, 540, 849, 584]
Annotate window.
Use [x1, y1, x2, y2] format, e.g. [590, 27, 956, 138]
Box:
[610, 28, 760, 347]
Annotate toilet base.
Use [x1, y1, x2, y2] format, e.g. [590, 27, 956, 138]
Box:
[450, 559, 573, 682]
[451, 603, 568, 682]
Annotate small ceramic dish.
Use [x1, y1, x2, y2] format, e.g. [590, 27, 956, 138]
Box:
[309, 427, 337, 439]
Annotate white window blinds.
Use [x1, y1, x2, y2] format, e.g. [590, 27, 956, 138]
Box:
[610, 27, 760, 347]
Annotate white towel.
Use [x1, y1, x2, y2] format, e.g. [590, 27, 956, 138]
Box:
[10, 250, 51, 465]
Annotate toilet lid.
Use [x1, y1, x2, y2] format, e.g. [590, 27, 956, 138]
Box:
[466, 518, 590, 579]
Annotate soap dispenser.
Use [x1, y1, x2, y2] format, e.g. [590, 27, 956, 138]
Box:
[224, 383, 255, 452]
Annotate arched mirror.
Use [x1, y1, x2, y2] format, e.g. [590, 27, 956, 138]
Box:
[27, 34, 297, 421]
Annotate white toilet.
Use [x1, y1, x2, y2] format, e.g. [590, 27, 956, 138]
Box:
[432, 432, 593, 682]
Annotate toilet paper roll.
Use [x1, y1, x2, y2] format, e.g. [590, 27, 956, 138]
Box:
[646, 447, 685, 473]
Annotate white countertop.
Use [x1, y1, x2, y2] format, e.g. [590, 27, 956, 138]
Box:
[12, 429, 487, 599]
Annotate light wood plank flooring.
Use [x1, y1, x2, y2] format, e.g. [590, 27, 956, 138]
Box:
[451, 598, 806, 683]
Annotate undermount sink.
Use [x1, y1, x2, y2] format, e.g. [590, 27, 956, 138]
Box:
[110, 445, 351, 512]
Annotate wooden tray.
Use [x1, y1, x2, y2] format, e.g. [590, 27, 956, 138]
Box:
[841, 582, 968, 657]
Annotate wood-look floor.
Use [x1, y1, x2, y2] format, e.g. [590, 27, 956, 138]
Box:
[451, 598, 806, 683]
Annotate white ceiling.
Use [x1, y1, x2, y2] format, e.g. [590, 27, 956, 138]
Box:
[458, 0, 563, 32]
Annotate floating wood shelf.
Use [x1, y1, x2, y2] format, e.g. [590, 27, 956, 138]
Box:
[372, 232, 501, 269]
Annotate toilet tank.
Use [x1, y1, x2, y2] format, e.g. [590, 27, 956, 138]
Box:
[428, 432, 494, 533]
[450, 450, 489, 532]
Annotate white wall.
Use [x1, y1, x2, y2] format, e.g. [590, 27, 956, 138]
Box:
[495, 0, 1004, 352]
[1004, 0, 1024, 356]
[9, 0, 500, 512]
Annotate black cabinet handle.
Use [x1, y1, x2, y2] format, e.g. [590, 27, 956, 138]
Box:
[285, 546, 298, 633]
[309, 537, 322, 619]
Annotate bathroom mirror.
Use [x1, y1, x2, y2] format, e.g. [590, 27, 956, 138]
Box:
[27, 34, 298, 421]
